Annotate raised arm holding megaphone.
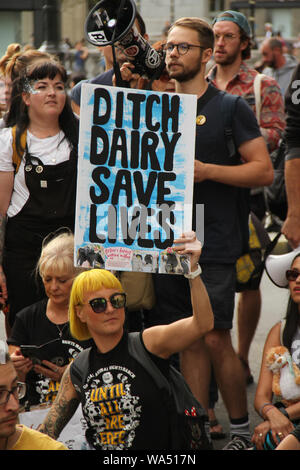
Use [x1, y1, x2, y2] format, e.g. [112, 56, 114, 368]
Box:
[84, 0, 166, 87]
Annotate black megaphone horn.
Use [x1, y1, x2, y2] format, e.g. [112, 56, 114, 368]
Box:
[84, 0, 166, 81]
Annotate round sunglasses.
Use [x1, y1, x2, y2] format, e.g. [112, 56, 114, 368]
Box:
[87, 292, 126, 313]
[286, 269, 300, 282]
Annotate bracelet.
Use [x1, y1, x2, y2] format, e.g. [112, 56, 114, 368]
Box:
[264, 405, 276, 416]
[259, 402, 274, 417]
[184, 264, 202, 279]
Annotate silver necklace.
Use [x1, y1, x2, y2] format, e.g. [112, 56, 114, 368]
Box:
[56, 323, 67, 338]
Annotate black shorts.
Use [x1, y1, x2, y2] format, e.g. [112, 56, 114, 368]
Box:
[144, 263, 236, 330]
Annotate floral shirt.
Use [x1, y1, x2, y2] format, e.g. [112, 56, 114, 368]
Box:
[208, 62, 286, 152]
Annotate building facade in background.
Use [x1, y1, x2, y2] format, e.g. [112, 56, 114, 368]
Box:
[0, 1, 299, 67]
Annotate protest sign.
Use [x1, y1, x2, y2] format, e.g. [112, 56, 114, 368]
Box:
[75, 84, 197, 274]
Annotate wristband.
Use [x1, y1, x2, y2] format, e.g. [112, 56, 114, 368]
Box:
[259, 402, 274, 419]
[184, 264, 202, 279]
[259, 402, 274, 417]
[264, 405, 276, 416]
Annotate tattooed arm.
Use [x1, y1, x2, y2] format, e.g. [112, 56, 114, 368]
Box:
[39, 364, 80, 439]
[0, 171, 14, 304]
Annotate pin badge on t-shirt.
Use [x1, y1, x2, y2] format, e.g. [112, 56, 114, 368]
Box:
[25, 164, 32, 172]
[36, 165, 43, 174]
[196, 115, 206, 125]
[40, 180, 47, 188]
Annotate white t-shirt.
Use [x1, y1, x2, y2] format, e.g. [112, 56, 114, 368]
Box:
[0, 127, 72, 217]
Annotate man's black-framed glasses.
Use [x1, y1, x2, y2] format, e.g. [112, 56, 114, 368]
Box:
[163, 42, 205, 55]
[0, 382, 26, 406]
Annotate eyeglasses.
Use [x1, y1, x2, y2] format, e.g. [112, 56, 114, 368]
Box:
[0, 382, 26, 406]
[87, 292, 126, 313]
[163, 42, 205, 55]
[286, 269, 300, 282]
[214, 33, 240, 43]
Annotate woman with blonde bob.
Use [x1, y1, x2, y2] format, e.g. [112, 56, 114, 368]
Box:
[7, 230, 92, 408]
[69, 268, 124, 342]
[40, 232, 214, 450]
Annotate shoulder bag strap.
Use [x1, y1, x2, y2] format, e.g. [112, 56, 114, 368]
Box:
[253, 73, 265, 124]
[69, 347, 91, 387]
[221, 92, 240, 160]
[128, 332, 171, 393]
[12, 125, 27, 173]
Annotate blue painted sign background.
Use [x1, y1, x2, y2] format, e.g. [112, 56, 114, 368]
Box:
[75, 84, 196, 274]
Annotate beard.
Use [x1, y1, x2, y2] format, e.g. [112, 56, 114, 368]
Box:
[214, 43, 242, 66]
[265, 58, 276, 68]
[167, 53, 203, 83]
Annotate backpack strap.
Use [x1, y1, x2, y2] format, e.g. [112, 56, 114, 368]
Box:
[220, 92, 240, 160]
[128, 332, 171, 394]
[220, 92, 251, 252]
[69, 347, 91, 389]
[12, 125, 27, 173]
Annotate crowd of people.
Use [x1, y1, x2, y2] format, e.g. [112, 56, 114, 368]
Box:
[0, 6, 300, 452]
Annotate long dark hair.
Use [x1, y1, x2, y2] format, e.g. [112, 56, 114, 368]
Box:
[282, 254, 300, 351]
[6, 58, 78, 160]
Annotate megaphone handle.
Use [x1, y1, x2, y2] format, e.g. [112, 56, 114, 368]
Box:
[110, 0, 130, 88]
[111, 44, 130, 88]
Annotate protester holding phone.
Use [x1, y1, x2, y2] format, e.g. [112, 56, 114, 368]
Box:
[6, 231, 92, 408]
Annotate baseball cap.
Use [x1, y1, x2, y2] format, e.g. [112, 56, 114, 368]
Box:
[213, 10, 251, 38]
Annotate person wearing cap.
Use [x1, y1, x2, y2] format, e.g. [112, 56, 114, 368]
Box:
[208, 10, 285, 412]
[209, 10, 284, 165]
[0, 342, 67, 450]
[251, 248, 300, 449]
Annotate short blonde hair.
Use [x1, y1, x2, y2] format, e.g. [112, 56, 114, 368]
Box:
[37, 231, 81, 279]
[69, 269, 124, 341]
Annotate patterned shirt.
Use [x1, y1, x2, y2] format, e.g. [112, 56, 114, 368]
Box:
[208, 62, 286, 152]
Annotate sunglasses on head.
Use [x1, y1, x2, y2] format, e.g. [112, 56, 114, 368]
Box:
[286, 268, 300, 282]
[88, 292, 126, 313]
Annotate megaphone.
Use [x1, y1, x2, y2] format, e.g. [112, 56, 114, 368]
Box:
[265, 246, 300, 288]
[84, 0, 166, 80]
